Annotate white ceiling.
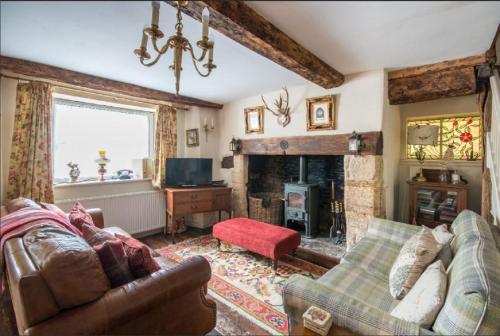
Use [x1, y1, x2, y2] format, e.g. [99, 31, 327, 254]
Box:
[1, 1, 499, 104]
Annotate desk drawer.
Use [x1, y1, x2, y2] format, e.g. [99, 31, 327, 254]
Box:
[174, 192, 213, 204]
[174, 201, 214, 215]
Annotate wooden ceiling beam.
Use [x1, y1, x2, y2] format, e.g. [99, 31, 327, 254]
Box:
[388, 54, 490, 105]
[0, 56, 223, 109]
[167, 0, 344, 89]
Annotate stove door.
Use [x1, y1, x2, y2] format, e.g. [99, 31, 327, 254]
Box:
[286, 189, 307, 212]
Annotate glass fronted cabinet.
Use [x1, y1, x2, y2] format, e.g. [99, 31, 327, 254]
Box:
[407, 181, 468, 228]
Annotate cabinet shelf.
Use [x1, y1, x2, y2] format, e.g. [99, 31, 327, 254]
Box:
[408, 180, 467, 228]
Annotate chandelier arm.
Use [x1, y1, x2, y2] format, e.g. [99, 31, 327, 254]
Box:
[152, 36, 173, 55]
[185, 41, 208, 63]
[190, 56, 212, 77]
[140, 51, 164, 67]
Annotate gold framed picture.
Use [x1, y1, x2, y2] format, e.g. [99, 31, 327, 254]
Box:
[244, 106, 264, 134]
[306, 95, 335, 131]
[186, 128, 199, 147]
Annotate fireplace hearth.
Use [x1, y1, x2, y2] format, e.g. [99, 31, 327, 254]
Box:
[248, 154, 344, 235]
[231, 132, 385, 249]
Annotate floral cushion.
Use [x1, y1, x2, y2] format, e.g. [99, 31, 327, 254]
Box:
[391, 260, 447, 328]
[389, 226, 442, 299]
[116, 234, 161, 278]
[68, 202, 94, 231]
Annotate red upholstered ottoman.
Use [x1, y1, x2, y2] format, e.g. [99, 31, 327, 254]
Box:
[212, 217, 301, 270]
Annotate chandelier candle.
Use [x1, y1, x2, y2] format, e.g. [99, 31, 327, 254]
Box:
[134, 1, 216, 95]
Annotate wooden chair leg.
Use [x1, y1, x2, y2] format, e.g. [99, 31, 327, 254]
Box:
[216, 238, 221, 251]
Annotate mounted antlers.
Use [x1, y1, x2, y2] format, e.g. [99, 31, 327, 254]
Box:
[261, 87, 291, 127]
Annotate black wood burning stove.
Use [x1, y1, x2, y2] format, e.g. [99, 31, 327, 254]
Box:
[284, 156, 319, 238]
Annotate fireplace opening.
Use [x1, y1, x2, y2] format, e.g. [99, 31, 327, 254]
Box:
[248, 155, 344, 235]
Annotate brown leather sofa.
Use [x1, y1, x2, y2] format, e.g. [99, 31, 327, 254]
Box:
[3, 208, 216, 335]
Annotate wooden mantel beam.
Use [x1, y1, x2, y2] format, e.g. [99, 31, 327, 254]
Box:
[0, 56, 223, 109]
[167, 0, 344, 89]
[388, 54, 490, 105]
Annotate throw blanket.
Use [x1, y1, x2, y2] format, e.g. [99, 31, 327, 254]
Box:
[1, 207, 81, 257]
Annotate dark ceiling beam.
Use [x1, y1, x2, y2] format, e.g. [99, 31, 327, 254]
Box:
[0, 56, 223, 109]
[167, 0, 344, 88]
[388, 54, 490, 105]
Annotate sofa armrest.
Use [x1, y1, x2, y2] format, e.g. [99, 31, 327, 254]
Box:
[284, 275, 433, 336]
[87, 208, 104, 228]
[367, 218, 420, 245]
[25, 255, 212, 335]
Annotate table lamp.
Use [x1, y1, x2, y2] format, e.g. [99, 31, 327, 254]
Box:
[407, 125, 439, 182]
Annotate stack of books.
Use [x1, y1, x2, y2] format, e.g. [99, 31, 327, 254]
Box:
[302, 306, 333, 336]
[438, 193, 458, 223]
[416, 189, 440, 220]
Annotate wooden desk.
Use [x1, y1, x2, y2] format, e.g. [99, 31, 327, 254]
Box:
[164, 187, 232, 242]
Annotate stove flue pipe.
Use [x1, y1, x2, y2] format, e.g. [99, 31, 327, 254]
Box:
[298, 156, 307, 184]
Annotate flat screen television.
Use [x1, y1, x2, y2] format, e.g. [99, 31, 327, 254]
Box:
[165, 158, 212, 187]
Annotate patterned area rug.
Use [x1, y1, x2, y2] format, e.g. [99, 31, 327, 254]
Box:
[157, 235, 327, 335]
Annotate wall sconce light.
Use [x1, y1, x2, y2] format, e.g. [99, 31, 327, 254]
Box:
[230, 137, 241, 154]
[203, 117, 215, 142]
[348, 131, 364, 155]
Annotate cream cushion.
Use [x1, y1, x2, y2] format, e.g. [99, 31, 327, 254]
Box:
[391, 260, 447, 328]
[389, 226, 443, 299]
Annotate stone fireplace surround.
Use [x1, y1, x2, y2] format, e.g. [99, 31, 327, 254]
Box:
[230, 132, 385, 249]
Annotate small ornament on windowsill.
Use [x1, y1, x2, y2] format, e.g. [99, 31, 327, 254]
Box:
[67, 162, 80, 183]
[95, 150, 110, 182]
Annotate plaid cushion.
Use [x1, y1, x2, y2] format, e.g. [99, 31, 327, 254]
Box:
[433, 211, 500, 335]
[283, 275, 431, 335]
[341, 236, 402, 280]
[367, 218, 420, 245]
[318, 262, 396, 312]
[94, 239, 134, 287]
[116, 234, 161, 278]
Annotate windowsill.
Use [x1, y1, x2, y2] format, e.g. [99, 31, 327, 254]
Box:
[400, 159, 482, 166]
[54, 178, 152, 189]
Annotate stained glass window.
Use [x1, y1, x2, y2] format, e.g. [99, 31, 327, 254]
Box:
[407, 116, 482, 160]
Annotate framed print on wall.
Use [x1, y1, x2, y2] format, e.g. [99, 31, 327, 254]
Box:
[306, 95, 335, 131]
[244, 106, 264, 134]
[186, 128, 199, 147]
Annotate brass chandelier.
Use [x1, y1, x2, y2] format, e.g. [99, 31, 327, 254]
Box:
[134, 1, 216, 95]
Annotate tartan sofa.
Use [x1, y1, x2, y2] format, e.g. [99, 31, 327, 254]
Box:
[284, 210, 500, 335]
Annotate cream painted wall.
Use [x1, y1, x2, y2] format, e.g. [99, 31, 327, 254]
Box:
[397, 95, 482, 223]
[217, 70, 386, 185]
[382, 71, 401, 220]
[0, 77, 17, 205]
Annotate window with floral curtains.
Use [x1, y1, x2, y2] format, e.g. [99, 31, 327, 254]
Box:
[7, 81, 54, 203]
[152, 105, 183, 233]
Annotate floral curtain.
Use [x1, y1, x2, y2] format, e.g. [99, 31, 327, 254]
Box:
[7, 81, 54, 203]
[152, 105, 183, 233]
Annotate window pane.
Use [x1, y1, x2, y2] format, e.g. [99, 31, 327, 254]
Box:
[406, 115, 482, 160]
[407, 119, 441, 159]
[53, 102, 150, 180]
[441, 116, 482, 160]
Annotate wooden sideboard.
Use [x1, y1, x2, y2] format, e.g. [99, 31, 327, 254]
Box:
[164, 187, 232, 242]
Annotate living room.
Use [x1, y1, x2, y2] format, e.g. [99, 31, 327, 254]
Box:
[1, 1, 499, 335]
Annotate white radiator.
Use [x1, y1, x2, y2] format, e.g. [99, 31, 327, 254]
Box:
[55, 191, 166, 235]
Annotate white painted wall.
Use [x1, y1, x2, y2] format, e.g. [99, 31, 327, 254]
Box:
[397, 95, 483, 223]
[217, 70, 386, 185]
